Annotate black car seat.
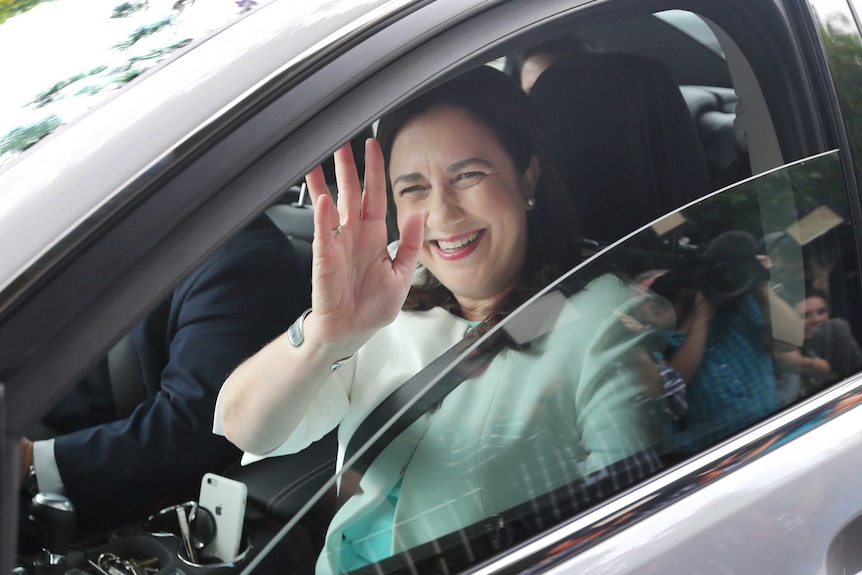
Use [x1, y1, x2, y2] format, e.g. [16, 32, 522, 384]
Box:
[529, 54, 711, 247]
[679, 85, 751, 188]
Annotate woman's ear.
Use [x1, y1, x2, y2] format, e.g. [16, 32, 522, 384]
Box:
[522, 155, 541, 201]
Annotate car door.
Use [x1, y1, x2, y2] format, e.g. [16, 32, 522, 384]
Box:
[235, 0, 862, 573]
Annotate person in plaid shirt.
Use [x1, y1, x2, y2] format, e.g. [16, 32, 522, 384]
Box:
[649, 231, 782, 458]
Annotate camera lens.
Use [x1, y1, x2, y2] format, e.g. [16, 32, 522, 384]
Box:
[704, 261, 755, 303]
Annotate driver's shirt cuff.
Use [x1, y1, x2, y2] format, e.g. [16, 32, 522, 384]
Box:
[33, 439, 66, 495]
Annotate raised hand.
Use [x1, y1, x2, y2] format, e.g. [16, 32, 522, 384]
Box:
[692, 291, 715, 323]
[304, 139, 424, 352]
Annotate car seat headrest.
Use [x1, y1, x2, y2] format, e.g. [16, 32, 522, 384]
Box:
[529, 53, 710, 245]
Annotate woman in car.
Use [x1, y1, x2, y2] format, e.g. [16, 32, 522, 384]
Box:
[216, 66, 672, 573]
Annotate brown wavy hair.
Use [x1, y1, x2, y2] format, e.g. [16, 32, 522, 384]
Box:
[376, 65, 582, 328]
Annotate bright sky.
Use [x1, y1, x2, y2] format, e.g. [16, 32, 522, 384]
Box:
[0, 0, 257, 137]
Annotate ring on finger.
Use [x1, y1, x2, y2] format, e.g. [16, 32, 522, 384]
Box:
[331, 224, 344, 237]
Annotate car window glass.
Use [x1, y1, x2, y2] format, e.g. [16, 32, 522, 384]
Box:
[819, 1, 862, 176]
[262, 150, 860, 574]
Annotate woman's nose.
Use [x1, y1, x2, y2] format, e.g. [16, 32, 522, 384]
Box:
[425, 187, 462, 228]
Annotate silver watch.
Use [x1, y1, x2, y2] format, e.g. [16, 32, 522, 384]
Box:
[287, 308, 354, 370]
[287, 308, 313, 348]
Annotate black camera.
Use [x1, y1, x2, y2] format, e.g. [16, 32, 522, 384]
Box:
[650, 231, 769, 305]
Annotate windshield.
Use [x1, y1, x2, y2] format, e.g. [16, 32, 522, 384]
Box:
[0, 0, 270, 170]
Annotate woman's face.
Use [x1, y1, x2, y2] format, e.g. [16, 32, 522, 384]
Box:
[389, 104, 538, 320]
[797, 295, 829, 339]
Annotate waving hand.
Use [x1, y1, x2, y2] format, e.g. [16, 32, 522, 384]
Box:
[305, 139, 424, 353]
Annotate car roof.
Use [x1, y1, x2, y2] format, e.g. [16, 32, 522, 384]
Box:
[0, 0, 421, 307]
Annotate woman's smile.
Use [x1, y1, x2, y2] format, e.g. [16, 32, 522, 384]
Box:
[431, 230, 485, 260]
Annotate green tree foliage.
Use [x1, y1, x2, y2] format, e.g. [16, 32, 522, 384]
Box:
[0, 0, 56, 25]
[1, 2, 194, 156]
[30, 66, 109, 108]
[820, 14, 862, 180]
[113, 15, 174, 49]
[112, 0, 192, 50]
[111, 1, 149, 18]
[0, 0, 246, 166]
[0, 115, 62, 155]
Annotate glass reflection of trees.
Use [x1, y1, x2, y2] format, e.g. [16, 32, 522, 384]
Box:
[0, 0, 261, 168]
[819, 9, 862, 179]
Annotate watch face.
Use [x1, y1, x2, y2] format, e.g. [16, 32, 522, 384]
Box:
[287, 319, 303, 347]
[287, 309, 312, 348]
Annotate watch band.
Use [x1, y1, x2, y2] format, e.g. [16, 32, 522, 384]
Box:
[287, 308, 313, 348]
[287, 308, 355, 370]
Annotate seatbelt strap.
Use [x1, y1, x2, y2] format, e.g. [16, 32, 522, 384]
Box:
[339, 288, 568, 506]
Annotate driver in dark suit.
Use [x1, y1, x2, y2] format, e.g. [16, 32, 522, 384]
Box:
[18, 213, 309, 531]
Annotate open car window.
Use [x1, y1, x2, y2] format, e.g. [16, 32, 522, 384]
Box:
[247, 150, 861, 574]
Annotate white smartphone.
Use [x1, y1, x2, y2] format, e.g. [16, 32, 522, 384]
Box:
[198, 473, 247, 561]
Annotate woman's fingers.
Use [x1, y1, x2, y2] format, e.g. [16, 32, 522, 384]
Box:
[305, 165, 327, 208]
[312, 191, 340, 257]
[334, 143, 362, 223]
[361, 139, 387, 222]
[392, 211, 424, 283]
[306, 165, 340, 230]
[312, 138, 387, 225]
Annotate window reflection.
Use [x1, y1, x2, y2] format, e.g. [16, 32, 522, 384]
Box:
[288, 152, 860, 574]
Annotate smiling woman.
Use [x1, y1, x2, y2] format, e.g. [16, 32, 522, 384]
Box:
[215, 65, 676, 573]
[378, 66, 581, 325]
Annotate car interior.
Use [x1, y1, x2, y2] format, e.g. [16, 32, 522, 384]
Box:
[17, 2, 862, 574]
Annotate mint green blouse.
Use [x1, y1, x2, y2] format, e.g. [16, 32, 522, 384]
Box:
[341, 318, 482, 570]
[220, 275, 664, 574]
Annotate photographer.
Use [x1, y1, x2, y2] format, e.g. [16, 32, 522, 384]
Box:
[649, 230, 794, 458]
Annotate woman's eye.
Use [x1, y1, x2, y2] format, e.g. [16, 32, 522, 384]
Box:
[456, 171, 485, 185]
[398, 185, 424, 196]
